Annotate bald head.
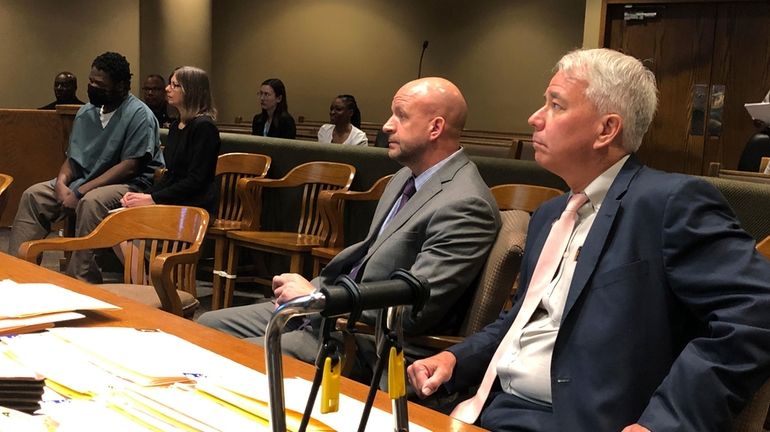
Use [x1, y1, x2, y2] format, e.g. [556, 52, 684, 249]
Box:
[397, 77, 467, 139]
[383, 77, 468, 174]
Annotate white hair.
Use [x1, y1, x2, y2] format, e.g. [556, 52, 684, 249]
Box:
[556, 48, 658, 153]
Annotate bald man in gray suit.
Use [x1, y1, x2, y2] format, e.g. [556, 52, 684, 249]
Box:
[198, 77, 500, 379]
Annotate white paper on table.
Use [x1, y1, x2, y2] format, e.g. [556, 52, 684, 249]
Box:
[0, 312, 85, 334]
[0, 280, 119, 319]
[0, 406, 54, 432]
[48, 327, 265, 386]
[1, 333, 120, 397]
[206, 374, 431, 432]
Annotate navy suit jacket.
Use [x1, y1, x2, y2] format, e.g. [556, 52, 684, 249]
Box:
[448, 155, 770, 431]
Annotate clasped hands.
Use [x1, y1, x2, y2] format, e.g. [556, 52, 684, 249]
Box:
[120, 192, 155, 208]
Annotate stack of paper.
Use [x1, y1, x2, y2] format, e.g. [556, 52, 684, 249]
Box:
[2, 328, 432, 431]
[0, 280, 119, 336]
[0, 346, 45, 414]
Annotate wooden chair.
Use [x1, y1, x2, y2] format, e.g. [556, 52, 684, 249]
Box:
[0, 173, 13, 220]
[207, 153, 272, 310]
[18, 205, 209, 317]
[222, 161, 356, 307]
[310, 174, 394, 277]
[759, 157, 770, 174]
[407, 183, 564, 350]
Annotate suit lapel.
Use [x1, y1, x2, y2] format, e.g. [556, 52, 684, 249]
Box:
[561, 156, 643, 320]
[324, 168, 410, 273]
[367, 151, 470, 258]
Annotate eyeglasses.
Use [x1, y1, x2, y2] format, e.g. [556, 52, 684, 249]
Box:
[169, 81, 182, 90]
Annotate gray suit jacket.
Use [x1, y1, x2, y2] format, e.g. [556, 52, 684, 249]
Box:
[316, 150, 500, 336]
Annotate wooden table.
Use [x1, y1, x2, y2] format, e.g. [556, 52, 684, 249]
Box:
[0, 252, 482, 431]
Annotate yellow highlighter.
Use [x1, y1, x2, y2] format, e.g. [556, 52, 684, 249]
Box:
[388, 346, 406, 399]
[320, 356, 341, 414]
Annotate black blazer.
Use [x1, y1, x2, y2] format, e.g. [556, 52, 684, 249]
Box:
[251, 111, 296, 139]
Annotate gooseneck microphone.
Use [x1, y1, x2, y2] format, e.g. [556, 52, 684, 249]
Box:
[264, 269, 429, 431]
[417, 40, 429, 78]
[321, 269, 428, 322]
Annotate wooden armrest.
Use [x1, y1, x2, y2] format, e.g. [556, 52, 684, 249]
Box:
[19, 235, 113, 263]
[150, 249, 202, 316]
[336, 317, 462, 351]
[405, 335, 464, 351]
[326, 188, 382, 202]
[335, 317, 376, 334]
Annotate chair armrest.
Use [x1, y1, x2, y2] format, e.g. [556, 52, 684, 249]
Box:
[150, 249, 201, 316]
[405, 335, 464, 351]
[335, 317, 376, 334]
[326, 188, 381, 202]
[18, 235, 114, 263]
[335, 317, 461, 360]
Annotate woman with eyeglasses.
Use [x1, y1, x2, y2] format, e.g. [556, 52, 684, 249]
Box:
[120, 66, 221, 214]
[317, 94, 368, 146]
[251, 78, 296, 139]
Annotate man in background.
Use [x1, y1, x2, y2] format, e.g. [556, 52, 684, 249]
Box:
[39, 71, 84, 109]
[10, 52, 164, 283]
[142, 74, 171, 127]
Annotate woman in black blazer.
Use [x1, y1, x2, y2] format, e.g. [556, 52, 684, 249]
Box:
[121, 66, 220, 214]
[251, 78, 296, 139]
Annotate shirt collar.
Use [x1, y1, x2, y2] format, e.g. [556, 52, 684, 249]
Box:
[412, 148, 463, 191]
[576, 154, 629, 214]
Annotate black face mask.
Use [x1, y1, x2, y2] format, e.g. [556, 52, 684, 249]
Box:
[87, 85, 112, 107]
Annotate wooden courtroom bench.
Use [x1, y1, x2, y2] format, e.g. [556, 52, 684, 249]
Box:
[161, 130, 770, 246]
[0, 106, 77, 226]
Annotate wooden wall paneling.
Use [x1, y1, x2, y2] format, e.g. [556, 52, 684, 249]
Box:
[606, 3, 717, 175]
[0, 110, 68, 226]
[704, 2, 770, 172]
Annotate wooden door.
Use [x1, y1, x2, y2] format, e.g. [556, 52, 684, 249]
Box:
[705, 2, 770, 173]
[604, 1, 770, 175]
[605, 3, 717, 175]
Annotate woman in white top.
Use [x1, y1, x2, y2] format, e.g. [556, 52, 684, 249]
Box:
[317, 94, 368, 146]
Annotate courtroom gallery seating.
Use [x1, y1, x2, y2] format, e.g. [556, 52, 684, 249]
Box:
[221, 161, 356, 307]
[207, 152, 272, 310]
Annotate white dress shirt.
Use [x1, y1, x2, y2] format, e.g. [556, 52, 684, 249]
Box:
[497, 155, 630, 405]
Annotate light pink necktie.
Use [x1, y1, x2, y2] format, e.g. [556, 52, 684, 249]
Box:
[450, 193, 588, 424]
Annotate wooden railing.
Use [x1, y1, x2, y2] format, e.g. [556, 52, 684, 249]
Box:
[707, 162, 770, 185]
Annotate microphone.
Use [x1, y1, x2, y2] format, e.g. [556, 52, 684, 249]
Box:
[320, 269, 429, 322]
[417, 40, 429, 78]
